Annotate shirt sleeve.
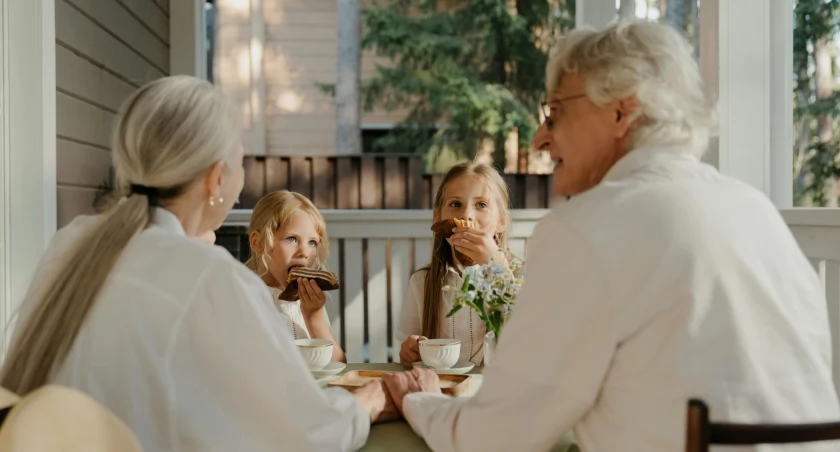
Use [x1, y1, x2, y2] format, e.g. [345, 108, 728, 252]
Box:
[395, 271, 425, 357]
[167, 260, 370, 452]
[402, 214, 619, 452]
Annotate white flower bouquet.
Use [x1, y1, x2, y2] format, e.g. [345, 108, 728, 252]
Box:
[444, 255, 525, 341]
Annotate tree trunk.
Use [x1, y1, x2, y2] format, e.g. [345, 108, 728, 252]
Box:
[664, 0, 685, 32]
[815, 36, 836, 206]
[336, 0, 362, 154]
[619, 0, 635, 19]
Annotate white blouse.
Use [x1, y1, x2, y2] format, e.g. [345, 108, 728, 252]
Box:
[396, 268, 486, 365]
[10, 208, 369, 452]
[268, 287, 334, 340]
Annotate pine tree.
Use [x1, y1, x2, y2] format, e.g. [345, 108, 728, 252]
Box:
[359, 0, 574, 171]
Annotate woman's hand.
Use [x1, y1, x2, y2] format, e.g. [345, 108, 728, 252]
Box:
[382, 368, 443, 414]
[351, 380, 401, 424]
[298, 278, 327, 317]
[449, 226, 503, 265]
[399, 335, 427, 364]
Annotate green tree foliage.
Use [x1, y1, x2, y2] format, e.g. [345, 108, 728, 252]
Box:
[794, 0, 840, 205]
[360, 0, 575, 170]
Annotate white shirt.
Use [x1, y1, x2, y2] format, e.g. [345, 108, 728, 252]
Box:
[12, 208, 369, 452]
[396, 268, 487, 365]
[402, 147, 840, 452]
[268, 287, 334, 340]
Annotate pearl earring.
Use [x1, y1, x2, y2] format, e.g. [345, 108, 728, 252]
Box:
[209, 196, 215, 207]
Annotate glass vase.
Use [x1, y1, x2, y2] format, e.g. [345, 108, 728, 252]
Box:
[483, 331, 497, 366]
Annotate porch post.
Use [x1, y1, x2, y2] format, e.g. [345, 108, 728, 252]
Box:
[0, 0, 57, 354]
[699, 0, 793, 207]
[576, 0, 616, 28]
[170, 0, 207, 78]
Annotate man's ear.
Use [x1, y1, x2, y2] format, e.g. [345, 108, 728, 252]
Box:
[615, 96, 641, 139]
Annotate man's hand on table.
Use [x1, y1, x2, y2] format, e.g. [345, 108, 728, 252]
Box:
[382, 368, 442, 414]
[351, 380, 401, 424]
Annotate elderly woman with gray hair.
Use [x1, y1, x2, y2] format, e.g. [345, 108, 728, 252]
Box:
[380, 20, 840, 451]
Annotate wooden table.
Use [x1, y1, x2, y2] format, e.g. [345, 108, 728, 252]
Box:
[317, 363, 579, 452]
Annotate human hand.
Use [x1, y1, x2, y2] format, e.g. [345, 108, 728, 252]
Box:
[352, 380, 401, 424]
[298, 278, 327, 317]
[381, 368, 442, 414]
[399, 335, 427, 365]
[449, 226, 502, 265]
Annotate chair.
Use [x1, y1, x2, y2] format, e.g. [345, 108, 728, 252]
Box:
[686, 398, 840, 452]
[0, 385, 143, 451]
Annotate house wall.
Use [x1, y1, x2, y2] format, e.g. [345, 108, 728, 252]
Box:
[55, 0, 170, 226]
[215, 0, 408, 157]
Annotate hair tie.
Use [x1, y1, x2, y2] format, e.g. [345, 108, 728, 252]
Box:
[129, 184, 160, 198]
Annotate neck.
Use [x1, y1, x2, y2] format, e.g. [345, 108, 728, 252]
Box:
[163, 194, 207, 238]
[261, 272, 284, 290]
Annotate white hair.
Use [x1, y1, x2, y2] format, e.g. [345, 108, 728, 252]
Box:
[1, 76, 241, 394]
[547, 20, 717, 157]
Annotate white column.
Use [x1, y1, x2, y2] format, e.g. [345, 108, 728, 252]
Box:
[699, 0, 793, 207]
[249, 0, 266, 156]
[170, 0, 208, 78]
[576, 0, 617, 28]
[0, 0, 57, 354]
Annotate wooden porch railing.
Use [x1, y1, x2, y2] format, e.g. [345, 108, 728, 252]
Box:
[240, 155, 555, 210]
[221, 208, 548, 362]
[221, 207, 840, 377]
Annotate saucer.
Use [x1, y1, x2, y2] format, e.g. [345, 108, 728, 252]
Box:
[412, 361, 475, 375]
[312, 362, 346, 378]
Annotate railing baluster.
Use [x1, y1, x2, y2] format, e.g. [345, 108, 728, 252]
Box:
[825, 260, 840, 392]
[367, 239, 389, 363]
[343, 239, 365, 362]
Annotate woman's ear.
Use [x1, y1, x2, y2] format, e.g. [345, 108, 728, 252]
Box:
[249, 231, 263, 255]
[203, 161, 226, 198]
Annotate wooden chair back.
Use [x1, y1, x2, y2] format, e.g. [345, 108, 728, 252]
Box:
[686, 398, 840, 451]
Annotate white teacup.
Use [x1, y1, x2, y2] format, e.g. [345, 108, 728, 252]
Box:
[419, 339, 460, 369]
[295, 339, 333, 370]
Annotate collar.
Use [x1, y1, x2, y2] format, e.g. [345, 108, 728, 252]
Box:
[151, 208, 187, 237]
[602, 146, 699, 182]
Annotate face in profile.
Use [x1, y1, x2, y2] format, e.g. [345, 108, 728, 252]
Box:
[532, 73, 636, 196]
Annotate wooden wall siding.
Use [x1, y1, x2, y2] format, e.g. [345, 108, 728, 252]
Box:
[216, 0, 409, 157]
[56, 0, 170, 226]
[240, 155, 555, 210]
[220, 208, 547, 362]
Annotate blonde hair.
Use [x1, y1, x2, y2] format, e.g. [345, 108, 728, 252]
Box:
[421, 162, 511, 339]
[245, 190, 330, 276]
[1, 76, 240, 395]
[546, 20, 717, 157]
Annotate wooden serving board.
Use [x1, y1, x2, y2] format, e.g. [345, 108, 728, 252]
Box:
[327, 370, 472, 397]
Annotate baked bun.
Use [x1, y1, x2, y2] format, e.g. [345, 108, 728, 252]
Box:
[278, 267, 340, 301]
[430, 218, 477, 237]
[430, 218, 478, 266]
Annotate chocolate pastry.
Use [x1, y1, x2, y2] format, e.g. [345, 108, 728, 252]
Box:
[278, 267, 340, 301]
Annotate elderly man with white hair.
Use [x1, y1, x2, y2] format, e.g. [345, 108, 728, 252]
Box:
[381, 20, 840, 451]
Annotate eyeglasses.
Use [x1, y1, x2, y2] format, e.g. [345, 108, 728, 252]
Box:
[540, 93, 588, 121]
